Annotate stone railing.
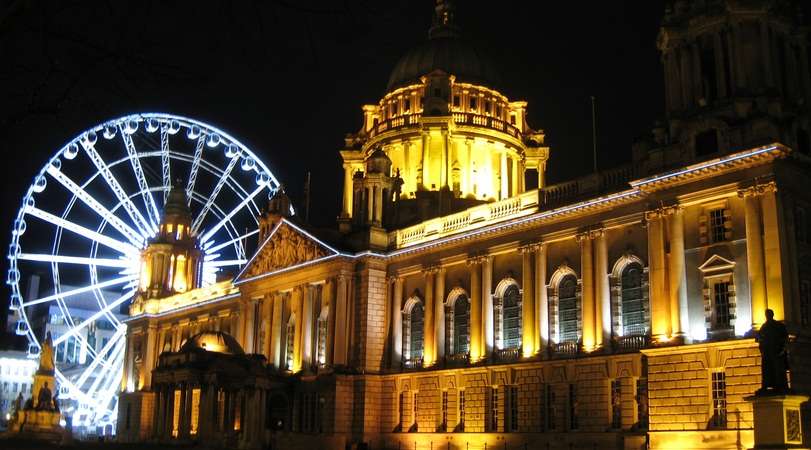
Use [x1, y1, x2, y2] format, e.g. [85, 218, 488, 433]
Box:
[539, 163, 640, 209]
[368, 114, 421, 138]
[402, 356, 423, 370]
[553, 341, 579, 357]
[493, 347, 521, 363]
[444, 352, 470, 367]
[393, 190, 539, 248]
[613, 334, 650, 353]
[452, 112, 521, 138]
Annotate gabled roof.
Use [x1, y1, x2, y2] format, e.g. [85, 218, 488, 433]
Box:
[235, 218, 342, 284]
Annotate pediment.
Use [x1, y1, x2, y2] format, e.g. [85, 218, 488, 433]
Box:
[698, 253, 735, 273]
[236, 219, 339, 281]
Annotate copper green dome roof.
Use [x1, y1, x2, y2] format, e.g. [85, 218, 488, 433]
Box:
[385, 0, 501, 92]
[162, 182, 192, 222]
[386, 37, 502, 92]
[180, 331, 245, 355]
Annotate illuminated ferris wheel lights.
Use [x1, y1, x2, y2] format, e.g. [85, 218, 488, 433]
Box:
[8, 293, 22, 311]
[64, 143, 80, 160]
[7, 268, 20, 284]
[206, 133, 221, 148]
[27, 343, 41, 359]
[84, 130, 98, 146]
[256, 172, 270, 186]
[167, 119, 181, 134]
[12, 218, 26, 235]
[103, 125, 117, 140]
[50, 158, 62, 171]
[7, 243, 21, 259]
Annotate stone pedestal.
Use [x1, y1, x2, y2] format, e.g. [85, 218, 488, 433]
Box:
[746, 393, 809, 449]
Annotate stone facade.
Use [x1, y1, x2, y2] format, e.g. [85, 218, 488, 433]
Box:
[118, 1, 810, 449]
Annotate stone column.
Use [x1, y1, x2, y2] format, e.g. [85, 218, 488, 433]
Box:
[342, 164, 353, 217]
[366, 187, 374, 223]
[666, 207, 687, 337]
[520, 244, 536, 357]
[500, 151, 508, 199]
[578, 233, 596, 351]
[302, 285, 314, 370]
[177, 383, 188, 438]
[594, 230, 610, 348]
[535, 244, 549, 353]
[761, 182, 785, 320]
[646, 210, 671, 340]
[374, 184, 384, 225]
[511, 155, 519, 196]
[435, 266, 446, 361]
[324, 278, 335, 366]
[483, 256, 494, 355]
[270, 295, 282, 368]
[466, 138, 474, 194]
[468, 257, 483, 362]
[143, 322, 157, 389]
[292, 287, 304, 372]
[423, 267, 436, 366]
[391, 276, 404, 367]
[421, 131, 431, 189]
[441, 129, 449, 188]
[333, 275, 349, 365]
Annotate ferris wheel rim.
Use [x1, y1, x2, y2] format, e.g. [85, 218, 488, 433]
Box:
[7, 112, 283, 429]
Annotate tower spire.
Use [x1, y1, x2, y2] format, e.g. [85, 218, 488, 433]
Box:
[428, 0, 460, 39]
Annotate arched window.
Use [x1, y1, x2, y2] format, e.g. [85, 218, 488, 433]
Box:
[452, 294, 470, 355]
[558, 275, 579, 343]
[402, 297, 424, 366]
[284, 316, 296, 370]
[621, 263, 646, 336]
[316, 308, 328, 366]
[502, 284, 522, 350]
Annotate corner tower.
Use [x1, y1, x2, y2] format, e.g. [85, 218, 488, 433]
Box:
[339, 0, 549, 241]
[132, 183, 203, 313]
[644, 0, 810, 168]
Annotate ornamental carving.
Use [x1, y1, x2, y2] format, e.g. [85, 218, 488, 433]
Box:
[243, 222, 331, 277]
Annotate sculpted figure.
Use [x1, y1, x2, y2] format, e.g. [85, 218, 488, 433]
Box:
[37, 381, 53, 410]
[39, 332, 56, 373]
[757, 309, 789, 393]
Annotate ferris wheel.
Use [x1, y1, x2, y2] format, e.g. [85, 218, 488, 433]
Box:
[6, 113, 281, 432]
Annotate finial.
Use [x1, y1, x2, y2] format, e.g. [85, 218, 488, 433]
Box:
[428, 0, 460, 39]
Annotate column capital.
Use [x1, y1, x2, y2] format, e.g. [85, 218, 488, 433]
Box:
[644, 203, 681, 221]
[423, 264, 442, 275]
[738, 180, 777, 198]
[466, 252, 490, 266]
[518, 241, 543, 253]
[575, 231, 592, 243]
[588, 228, 606, 240]
[386, 274, 403, 284]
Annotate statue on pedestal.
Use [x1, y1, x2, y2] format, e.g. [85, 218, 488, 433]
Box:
[756, 309, 789, 394]
[37, 381, 53, 410]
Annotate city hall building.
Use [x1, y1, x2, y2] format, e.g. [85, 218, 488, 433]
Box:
[117, 1, 811, 449]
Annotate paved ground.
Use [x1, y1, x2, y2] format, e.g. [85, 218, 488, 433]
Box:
[0, 437, 188, 450]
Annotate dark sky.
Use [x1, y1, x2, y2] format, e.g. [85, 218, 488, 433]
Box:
[0, 1, 666, 336]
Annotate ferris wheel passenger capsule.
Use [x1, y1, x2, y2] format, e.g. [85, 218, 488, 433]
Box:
[8, 243, 20, 259]
[102, 125, 117, 140]
[145, 118, 160, 133]
[168, 119, 181, 134]
[84, 131, 97, 146]
[13, 218, 26, 235]
[50, 158, 62, 171]
[33, 175, 47, 193]
[256, 173, 270, 186]
[123, 119, 139, 135]
[27, 343, 40, 358]
[8, 293, 21, 311]
[225, 144, 240, 158]
[187, 125, 201, 140]
[15, 320, 28, 336]
[241, 156, 255, 171]
[206, 133, 221, 148]
[64, 143, 79, 160]
[7, 268, 20, 285]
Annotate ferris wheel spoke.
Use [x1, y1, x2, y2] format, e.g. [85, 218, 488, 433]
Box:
[204, 229, 258, 254]
[24, 206, 138, 256]
[185, 135, 206, 205]
[56, 370, 114, 419]
[204, 259, 248, 268]
[80, 140, 153, 238]
[84, 337, 125, 409]
[53, 290, 135, 346]
[21, 275, 136, 308]
[191, 154, 240, 233]
[161, 125, 171, 203]
[17, 253, 132, 268]
[200, 184, 265, 244]
[46, 165, 145, 247]
[75, 328, 125, 389]
[120, 127, 160, 230]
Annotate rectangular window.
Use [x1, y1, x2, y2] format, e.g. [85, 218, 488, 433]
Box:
[509, 386, 519, 431]
[441, 391, 448, 430]
[484, 100, 492, 114]
[510, 114, 516, 125]
[709, 208, 727, 243]
[713, 281, 732, 329]
[404, 99, 411, 112]
[398, 392, 405, 430]
[490, 387, 499, 431]
[413, 392, 418, 428]
[545, 384, 556, 430]
[568, 384, 578, 430]
[611, 379, 622, 429]
[470, 97, 477, 110]
[459, 390, 465, 430]
[711, 371, 727, 428]
[172, 389, 181, 437]
[285, 322, 295, 370]
[453, 95, 461, 107]
[636, 378, 648, 429]
[316, 318, 328, 365]
[190, 388, 201, 435]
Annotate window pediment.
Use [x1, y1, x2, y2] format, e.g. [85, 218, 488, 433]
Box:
[698, 253, 735, 273]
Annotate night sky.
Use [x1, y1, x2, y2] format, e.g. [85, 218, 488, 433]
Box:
[0, 1, 668, 336]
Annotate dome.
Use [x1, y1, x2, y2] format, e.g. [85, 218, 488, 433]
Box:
[162, 182, 192, 222]
[386, 36, 502, 93]
[180, 331, 245, 355]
